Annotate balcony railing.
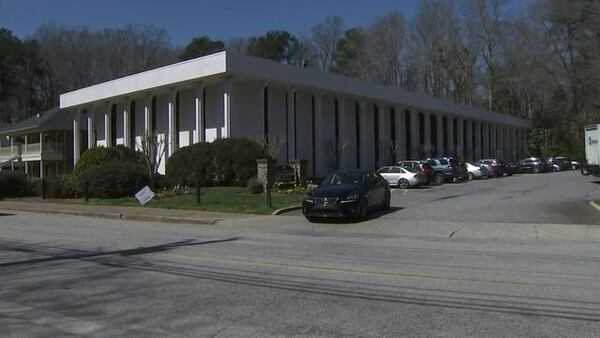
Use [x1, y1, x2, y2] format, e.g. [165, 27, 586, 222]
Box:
[0, 143, 63, 160]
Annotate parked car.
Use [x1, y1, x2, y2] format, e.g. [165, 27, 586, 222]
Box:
[479, 159, 514, 177]
[377, 166, 428, 189]
[552, 156, 578, 170]
[466, 162, 489, 180]
[425, 158, 459, 183]
[302, 170, 391, 221]
[548, 157, 570, 171]
[517, 157, 552, 174]
[397, 160, 444, 186]
[445, 157, 469, 181]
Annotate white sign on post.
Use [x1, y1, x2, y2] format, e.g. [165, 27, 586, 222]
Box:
[135, 186, 155, 205]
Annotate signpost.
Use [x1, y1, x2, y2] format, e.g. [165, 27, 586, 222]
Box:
[134, 186, 155, 205]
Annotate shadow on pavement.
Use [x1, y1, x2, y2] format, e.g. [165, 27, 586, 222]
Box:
[309, 207, 404, 224]
[0, 237, 240, 268]
[0, 213, 14, 217]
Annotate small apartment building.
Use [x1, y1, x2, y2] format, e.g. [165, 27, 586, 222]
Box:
[60, 52, 531, 176]
[0, 108, 75, 178]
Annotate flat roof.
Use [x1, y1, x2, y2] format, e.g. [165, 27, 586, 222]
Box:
[60, 51, 530, 128]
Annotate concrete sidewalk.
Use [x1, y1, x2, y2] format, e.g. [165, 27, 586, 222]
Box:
[0, 198, 257, 225]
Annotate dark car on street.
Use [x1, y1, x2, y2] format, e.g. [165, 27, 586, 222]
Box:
[302, 170, 391, 221]
[517, 157, 552, 174]
[548, 157, 570, 171]
[426, 158, 460, 183]
[479, 159, 514, 177]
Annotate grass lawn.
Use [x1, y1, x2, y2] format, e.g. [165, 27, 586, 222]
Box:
[83, 186, 303, 215]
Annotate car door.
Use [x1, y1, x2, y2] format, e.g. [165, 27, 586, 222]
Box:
[389, 166, 403, 184]
[366, 173, 382, 207]
[376, 167, 392, 184]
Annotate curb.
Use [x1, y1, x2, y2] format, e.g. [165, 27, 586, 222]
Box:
[0, 206, 220, 225]
[590, 201, 600, 213]
[272, 205, 302, 215]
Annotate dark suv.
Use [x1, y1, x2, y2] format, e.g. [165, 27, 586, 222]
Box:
[425, 158, 460, 183]
[397, 160, 444, 186]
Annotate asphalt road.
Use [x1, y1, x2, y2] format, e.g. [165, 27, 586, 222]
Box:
[1, 170, 600, 337]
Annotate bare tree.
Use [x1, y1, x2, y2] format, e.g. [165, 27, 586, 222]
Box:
[310, 16, 345, 72]
[136, 132, 168, 182]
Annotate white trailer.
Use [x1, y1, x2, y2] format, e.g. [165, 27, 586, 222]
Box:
[582, 124, 600, 176]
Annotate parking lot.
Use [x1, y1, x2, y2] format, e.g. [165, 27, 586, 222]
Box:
[287, 170, 600, 225]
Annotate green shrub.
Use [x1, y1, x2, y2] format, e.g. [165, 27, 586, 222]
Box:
[78, 160, 149, 198]
[166, 142, 214, 187]
[246, 177, 263, 194]
[39, 174, 79, 198]
[212, 138, 269, 186]
[75, 146, 142, 175]
[0, 171, 34, 198]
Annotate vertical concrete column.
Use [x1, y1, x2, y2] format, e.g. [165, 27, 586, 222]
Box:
[447, 116, 455, 157]
[222, 78, 232, 138]
[490, 124, 497, 158]
[474, 120, 482, 160]
[394, 106, 406, 162]
[73, 110, 81, 165]
[359, 100, 373, 169]
[87, 109, 95, 149]
[435, 113, 444, 158]
[465, 120, 473, 162]
[287, 88, 297, 162]
[456, 117, 464, 160]
[314, 91, 328, 176]
[378, 102, 391, 166]
[39, 132, 44, 179]
[104, 104, 111, 147]
[497, 125, 504, 160]
[123, 100, 130, 148]
[482, 122, 490, 158]
[168, 89, 177, 157]
[409, 109, 419, 159]
[10, 136, 14, 171]
[144, 94, 152, 137]
[194, 84, 205, 144]
[423, 111, 432, 158]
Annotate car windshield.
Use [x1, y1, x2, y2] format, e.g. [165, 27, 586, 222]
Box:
[439, 159, 449, 165]
[321, 172, 364, 185]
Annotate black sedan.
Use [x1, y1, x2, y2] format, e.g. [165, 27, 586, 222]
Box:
[302, 170, 391, 221]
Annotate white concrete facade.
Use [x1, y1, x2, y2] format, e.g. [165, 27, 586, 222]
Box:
[60, 52, 531, 176]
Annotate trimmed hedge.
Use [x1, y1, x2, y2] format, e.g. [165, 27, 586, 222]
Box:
[0, 171, 34, 198]
[166, 138, 270, 188]
[166, 142, 213, 187]
[78, 160, 149, 198]
[75, 146, 142, 175]
[212, 138, 269, 186]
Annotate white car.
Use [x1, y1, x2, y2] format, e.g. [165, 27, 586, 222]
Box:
[377, 166, 428, 189]
[466, 162, 489, 180]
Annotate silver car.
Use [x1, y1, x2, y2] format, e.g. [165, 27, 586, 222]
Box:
[466, 162, 489, 180]
[377, 166, 428, 189]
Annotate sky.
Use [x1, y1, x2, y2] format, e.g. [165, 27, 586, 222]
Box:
[0, 0, 528, 46]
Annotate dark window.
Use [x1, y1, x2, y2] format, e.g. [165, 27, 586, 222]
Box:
[151, 96, 157, 134]
[374, 104, 379, 168]
[463, 120, 467, 156]
[390, 167, 402, 173]
[355, 102, 360, 168]
[405, 110, 411, 159]
[110, 104, 117, 146]
[285, 91, 289, 162]
[430, 114, 437, 156]
[263, 86, 269, 138]
[390, 107, 396, 143]
[311, 94, 316, 175]
[334, 98, 339, 169]
[418, 112, 424, 146]
[377, 167, 390, 173]
[453, 118, 458, 150]
[442, 116, 448, 156]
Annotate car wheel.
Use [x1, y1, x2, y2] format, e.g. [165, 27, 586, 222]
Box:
[468, 172, 475, 181]
[433, 172, 445, 186]
[398, 178, 409, 189]
[305, 216, 316, 222]
[358, 199, 369, 220]
[383, 192, 391, 210]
